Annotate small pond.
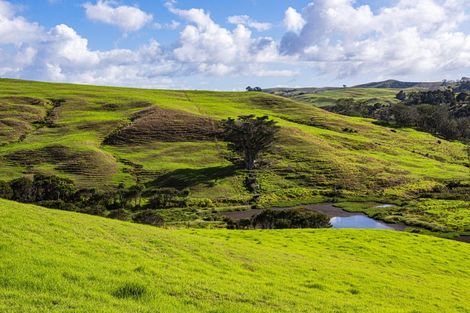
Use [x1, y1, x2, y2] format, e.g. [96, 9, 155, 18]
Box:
[330, 215, 394, 230]
[222, 203, 405, 230]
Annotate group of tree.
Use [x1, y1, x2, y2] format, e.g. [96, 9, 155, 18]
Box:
[0, 174, 194, 227]
[226, 208, 331, 230]
[246, 86, 262, 92]
[391, 89, 470, 140]
[327, 88, 470, 142]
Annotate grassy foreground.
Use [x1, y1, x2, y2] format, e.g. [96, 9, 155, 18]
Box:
[1, 199, 469, 313]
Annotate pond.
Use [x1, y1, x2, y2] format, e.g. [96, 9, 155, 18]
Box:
[222, 203, 405, 230]
[330, 215, 395, 230]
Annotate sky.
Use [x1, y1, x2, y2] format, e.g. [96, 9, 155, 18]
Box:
[0, 0, 469, 90]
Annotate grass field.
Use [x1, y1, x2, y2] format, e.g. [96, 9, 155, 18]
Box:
[269, 87, 399, 107]
[0, 78, 468, 232]
[1, 199, 469, 313]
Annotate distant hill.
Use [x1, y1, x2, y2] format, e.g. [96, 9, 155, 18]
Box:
[352, 79, 443, 89]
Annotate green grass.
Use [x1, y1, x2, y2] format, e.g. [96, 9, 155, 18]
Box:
[336, 199, 470, 235]
[285, 88, 399, 107]
[1, 199, 469, 313]
[0, 78, 468, 231]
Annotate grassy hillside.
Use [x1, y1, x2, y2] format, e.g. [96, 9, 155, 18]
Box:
[0, 78, 468, 231]
[1, 199, 469, 313]
[268, 87, 399, 107]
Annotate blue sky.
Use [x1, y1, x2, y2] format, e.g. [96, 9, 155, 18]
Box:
[0, 0, 469, 89]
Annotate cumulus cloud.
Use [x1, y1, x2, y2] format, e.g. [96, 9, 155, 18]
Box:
[227, 15, 272, 31]
[280, 0, 470, 78]
[0, 0, 43, 45]
[83, 0, 152, 32]
[168, 2, 282, 76]
[2, 0, 469, 88]
[0, 1, 176, 87]
[283, 7, 305, 33]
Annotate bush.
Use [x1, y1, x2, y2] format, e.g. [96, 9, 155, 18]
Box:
[186, 198, 214, 208]
[133, 210, 164, 226]
[0, 181, 13, 199]
[37, 200, 78, 212]
[108, 209, 131, 221]
[251, 209, 331, 229]
[147, 188, 189, 209]
[10, 177, 34, 202]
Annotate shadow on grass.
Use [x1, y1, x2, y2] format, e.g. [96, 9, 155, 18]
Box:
[147, 165, 238, 189]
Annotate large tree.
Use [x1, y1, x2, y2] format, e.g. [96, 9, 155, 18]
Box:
[221, 115, 279, 171]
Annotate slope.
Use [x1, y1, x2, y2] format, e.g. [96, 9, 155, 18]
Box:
[0, 78, 468, 231]
[0, 199, 469, 313]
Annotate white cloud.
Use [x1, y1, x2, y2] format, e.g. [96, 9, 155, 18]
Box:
[154, 20, 180, 30]
[83, 0, 152, 32]
[46, 24, 100, 66]
[280, 0, 470, 78]
[2, 0, 469, 88]
[0, 0, 43, 45]
[227, 15, 272, 31]
[168, 3, 282, 76]
[283, 7, 305, 33]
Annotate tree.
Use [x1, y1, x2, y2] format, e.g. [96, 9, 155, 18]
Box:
[251, 209, 331, 229]
[396, 90, 407, 101]
[221, 115, 280, 171]
[390, 103, 417, 127]
[457, 92, 468, 102]
[126, 184, 144, 207]
[0, 181, 13, 200]
[10, 177, 34, 202]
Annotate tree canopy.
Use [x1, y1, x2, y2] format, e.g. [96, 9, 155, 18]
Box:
[221, 115, 279, 171]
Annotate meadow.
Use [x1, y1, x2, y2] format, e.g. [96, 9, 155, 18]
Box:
[1, 199, 469, 313]
[0, 78, 468, 234]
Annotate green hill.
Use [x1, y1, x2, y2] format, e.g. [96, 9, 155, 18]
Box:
[0, 199, 469, 313]
[0, 78, 468, 233]
[265, 87, 399, 107]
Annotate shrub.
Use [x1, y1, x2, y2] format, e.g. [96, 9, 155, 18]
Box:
[10, 177, 34, 202]
[0, 181, 13, 199]
[147, 188, 189, 209]
[108, 209, 131, 221]
[251, 209, 331, 229]
[133, 210, 164, 226]
[37, 200, 78, 212]
[186, 198, 214, 208]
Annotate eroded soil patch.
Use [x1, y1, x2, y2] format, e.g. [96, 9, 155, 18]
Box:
[104, 106, 221, 145]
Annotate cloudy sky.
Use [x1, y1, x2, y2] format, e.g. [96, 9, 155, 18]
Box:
[0, 0, 469, 90]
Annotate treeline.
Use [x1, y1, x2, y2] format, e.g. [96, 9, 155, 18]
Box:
[226, 208, 331, 230]
[327, 88, 470, 141]
[0, 174, 193, 227]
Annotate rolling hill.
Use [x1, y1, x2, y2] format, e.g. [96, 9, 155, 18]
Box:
[352, 79, 443, 89]
[0, 199, 469, 313]
[0, 78, 468, 233]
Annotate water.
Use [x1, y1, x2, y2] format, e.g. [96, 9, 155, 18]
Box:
[375, 204, 396, 208]
[330, 215, 394, 230]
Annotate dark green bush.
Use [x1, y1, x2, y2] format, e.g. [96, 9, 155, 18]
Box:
[147, 188, 189, 209]
[133, 210, 164, 226]
[252, 209, 331, 229]
[0, 181, 13, 199]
